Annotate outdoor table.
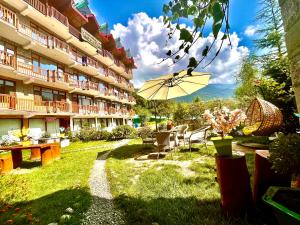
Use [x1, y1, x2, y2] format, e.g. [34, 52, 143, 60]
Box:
[0, 143, 61, 168]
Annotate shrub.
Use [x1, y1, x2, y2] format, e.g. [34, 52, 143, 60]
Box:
[269, 133, 300, 175]
[109, 125, 137, 140]
[138, 126, 153, 139]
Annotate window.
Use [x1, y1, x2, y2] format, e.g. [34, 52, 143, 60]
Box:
[73, 94, 93, 106]
[0, 79, 15, 94]
[34, 86, 66, 102]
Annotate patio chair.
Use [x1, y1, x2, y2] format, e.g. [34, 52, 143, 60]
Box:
[187, 126, 211, 151]
[154, 131, 176, 156]
[174, 124, 189, 146]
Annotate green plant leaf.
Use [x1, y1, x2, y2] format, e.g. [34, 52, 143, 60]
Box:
[179, 28, 193, 43]
[188, 57, 198, 68]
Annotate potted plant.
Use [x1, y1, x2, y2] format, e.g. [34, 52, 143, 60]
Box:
[39, 132, 53, 144]
[12, 128, 32, 147]
[269, 133, 300, 188]
[203, 107, 246, 156]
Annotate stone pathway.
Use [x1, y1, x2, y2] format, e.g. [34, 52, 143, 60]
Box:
[82, 140, 129, 225]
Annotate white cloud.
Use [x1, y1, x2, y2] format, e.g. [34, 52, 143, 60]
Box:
[112, 12, 249, 88]
[244, 25, 258, 37]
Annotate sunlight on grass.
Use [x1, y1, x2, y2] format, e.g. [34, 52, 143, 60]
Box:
[0, 141, 115, 225]
[106, 140, 254, 225]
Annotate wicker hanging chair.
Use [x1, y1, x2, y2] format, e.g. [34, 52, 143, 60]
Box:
[243, 98, 283, 136]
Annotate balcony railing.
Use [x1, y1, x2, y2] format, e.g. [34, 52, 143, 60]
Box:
[69, 24, 81, 39]
[72, 103, 99, 114]
[48, 6, 68, 26]
[52, 37, 69, 53]
[24, 0, 47, 15]
[0, 50, 15, 68]
[0, 94, 70, 113]
[18, 23, 49, 47]
[0, 4, 18, 27]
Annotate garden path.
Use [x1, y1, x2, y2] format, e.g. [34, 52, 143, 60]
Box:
[82, 140, 129, 225]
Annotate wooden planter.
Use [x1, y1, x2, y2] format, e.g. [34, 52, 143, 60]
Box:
[215, 154, 254, 217]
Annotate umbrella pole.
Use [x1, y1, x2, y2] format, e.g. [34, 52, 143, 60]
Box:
[154, 101, 158, 131]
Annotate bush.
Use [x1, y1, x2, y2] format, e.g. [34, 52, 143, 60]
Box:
[138, 126, 153, 139]
[109, 125, 137, 140]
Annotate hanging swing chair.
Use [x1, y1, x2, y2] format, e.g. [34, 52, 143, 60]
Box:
[243, 98, 283, 136]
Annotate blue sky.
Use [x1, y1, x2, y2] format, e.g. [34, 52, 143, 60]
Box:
[90, 0, 259, 51]
[88, 0, 260, 91]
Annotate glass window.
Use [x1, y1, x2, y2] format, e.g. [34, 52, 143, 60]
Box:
[41, 88, 53, 101]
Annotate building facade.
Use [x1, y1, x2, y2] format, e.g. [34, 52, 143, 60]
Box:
[0, 0, 136, 136]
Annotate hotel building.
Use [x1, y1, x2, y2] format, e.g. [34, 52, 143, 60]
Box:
[0, 0, 136, 136]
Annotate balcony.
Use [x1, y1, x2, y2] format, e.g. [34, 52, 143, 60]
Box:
[70, 50, 99, 76]
[0, 4, 18, 27]
[0, 94, 70, 114]
[72, 103, 99, 114]
[69, 80, 99, 96]
[17, 22, 73, 64]
[0, 51, 15, 68]
[16, 61, 72, 90]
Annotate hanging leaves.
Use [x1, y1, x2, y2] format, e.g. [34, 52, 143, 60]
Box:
[162, 0, 231, 70]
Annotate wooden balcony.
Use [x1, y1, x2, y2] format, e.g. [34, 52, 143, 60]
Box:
[69, 24, 80, 39]
[0, 4, 18, 27]
[0, 51, 15, 68]
[0, 94, 70, 114]
[23, 0, 47, 15]
[72, 103, 99, 114]
[48, 6, 68, 27]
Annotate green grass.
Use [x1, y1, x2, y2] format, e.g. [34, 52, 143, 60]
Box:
[106, 140, 255, 225]
[234, 136, 270, 145]
[0, 140, 115, 225]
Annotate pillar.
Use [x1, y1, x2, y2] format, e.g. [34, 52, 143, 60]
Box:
[22, 118, 29, 129]
[70, 117, 74, 131]
[279, 0, 300, 112]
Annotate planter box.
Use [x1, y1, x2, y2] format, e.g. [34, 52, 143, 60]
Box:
[263, 186, 300, 225]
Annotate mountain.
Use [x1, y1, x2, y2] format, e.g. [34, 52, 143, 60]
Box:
[175, 83, 236, 102]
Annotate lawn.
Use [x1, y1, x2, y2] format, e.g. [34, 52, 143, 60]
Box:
[0, 140, 115, 225]
[106, 139, 256, 225]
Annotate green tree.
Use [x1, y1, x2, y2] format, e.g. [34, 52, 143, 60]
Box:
[134, 105, 150, 126]
[173, 103, 190, 124]
[255, 0, 285, 56]
[235, 57, 260, 106]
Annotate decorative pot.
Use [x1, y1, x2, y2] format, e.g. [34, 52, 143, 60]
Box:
[31, 140, 39, 145]
[46, 139, 54, 144]
[211, 136, 233, 156]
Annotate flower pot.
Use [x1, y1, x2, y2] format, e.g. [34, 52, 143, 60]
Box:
[31, 140, 39, 145]
[211, 136, 233, 156]
[46, 139, 54, 144]
[22, 141, 31, 147]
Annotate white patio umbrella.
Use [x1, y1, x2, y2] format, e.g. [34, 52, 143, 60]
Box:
[137, 70, 211, 130]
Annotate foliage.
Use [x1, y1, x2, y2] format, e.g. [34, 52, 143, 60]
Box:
[74, 128, 111, 142]
[203, 107, 246, 137]
[254, 0, 285, 56]
[162, 0, 231, 71]
[109, 125, 138, 140]
[0, 135, 19, 146]
[137, 126, 154, 139]
[269, 133, 300, 175]
[134, 105, 151, 126]
[173, 102, 190, 124]
[235, 57, 260, 106]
